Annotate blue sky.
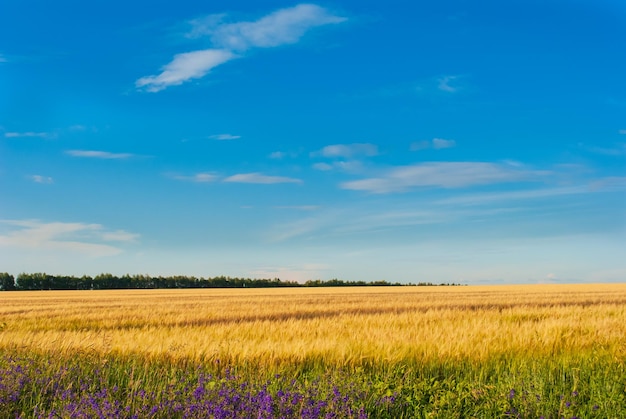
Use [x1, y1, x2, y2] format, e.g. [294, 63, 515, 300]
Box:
[1, 0, 625, 284]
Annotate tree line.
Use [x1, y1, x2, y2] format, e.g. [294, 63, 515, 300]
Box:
[0, 272, 457, 291]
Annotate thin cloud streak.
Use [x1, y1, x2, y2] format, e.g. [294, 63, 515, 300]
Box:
[65, 150, 135, 159]
[170, 173, 219, 183]
[5, 131, 55, 139]
[341, 162, 548, 193]
[209, 134, 241, 140]
[224, 173, 303, 184]
[274, 205, 320, 211]
[580, 143, 626, 156]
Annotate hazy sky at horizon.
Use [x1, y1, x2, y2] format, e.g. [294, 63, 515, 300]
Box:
[1, 0, 625, 284]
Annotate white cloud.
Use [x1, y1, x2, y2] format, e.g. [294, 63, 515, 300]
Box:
[171, 172, 219, 183]
[0, 220, 138, 257]
[66, 150, 134, 159]
[580, 143, 626, 156]
[588, 176, 626, 192]
[269, 150, 300, 159]
[191, 4, 346, 51]
[312, 162, 333, 171]
[409, 140, 430, 151]
[438, 75, 459, 92]
[312, 160, 362, 172]
[136, 49, 236, 92]
[436, 185, 588, 206]
[313, 143, 378, 158]
[209, 133, 241, 140]
[619, 129, 626, 135]
[139, 4, 345, 92]
[224, 172, 302, 184]
[5, 131, 54, 139]
[410, 138, 456, 151]
[101, 230, 140, 242]
[432, 138, 456, 149]
[274, 205, 319, 211]
[29, 175, 53, 184]
[340, 162, 548, 193]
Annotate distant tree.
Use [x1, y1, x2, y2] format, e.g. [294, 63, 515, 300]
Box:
[0, 273, 15, 291]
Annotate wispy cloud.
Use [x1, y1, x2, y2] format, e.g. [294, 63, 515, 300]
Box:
[209, 133, 241, 140]
[312, 143, 378, 158]
[136, 49, 236, 93]
[435, 185, 592, 206]
[579, 142, 626, 156]
[341, 162, 548, 193]
[410, 138, 456, 151]
[189, 4, 346, 51]
[312, 162, 333, 171]
[5, 131, 55, 139]
[138, 4, 346, 92]
[619, 129, 626, 135]
[438, 75, 460, 92]
[432, 138, 456, 149]
[269, 151, 287, 159]
[312, 160, 362, 172]
[224, 172, 302, 184]
[29, 175, 53, 184]
[65, 150, 134, 159]
[269, 150, 300, 159]
[0, 220, 138, 257]
[100, 230, 140, 242]
[170, 172, 219, 183]
[0, 54, 6, 63]
[274, 205, 319, 211]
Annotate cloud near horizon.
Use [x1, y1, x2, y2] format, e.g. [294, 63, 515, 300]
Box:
[341, 161, 548, 193]
[137, 4, 346, 92]
[0, 220, 139, 257]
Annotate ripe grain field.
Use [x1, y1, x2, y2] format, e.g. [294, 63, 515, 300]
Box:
[1, 284, 625, 418]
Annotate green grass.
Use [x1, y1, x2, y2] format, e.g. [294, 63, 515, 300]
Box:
[1, 348, 624, 418]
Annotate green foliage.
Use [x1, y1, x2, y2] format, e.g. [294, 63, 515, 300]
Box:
[0, 273, 15, 291]
[2, 273, 459, 290]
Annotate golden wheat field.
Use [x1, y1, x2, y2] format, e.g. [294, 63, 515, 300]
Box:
[1, 284, 626, 367]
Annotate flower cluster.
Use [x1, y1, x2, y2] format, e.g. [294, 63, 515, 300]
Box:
[0, 356, 368, 418]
